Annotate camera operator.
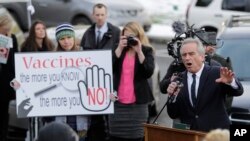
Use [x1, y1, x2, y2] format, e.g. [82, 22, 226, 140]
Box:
[205, 45, 234, 113]
[166, 38, 243, 132]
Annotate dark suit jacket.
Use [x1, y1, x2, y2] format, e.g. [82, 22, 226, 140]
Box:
[113, 46, 155, 104]
[167, 64, 244, 132]
[80, 22, 120, 50]
[0, 34, 18, 100]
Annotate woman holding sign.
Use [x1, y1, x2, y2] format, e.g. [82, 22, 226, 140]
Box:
[110, 22, 155, 141]
[0, 14, 18, 141]
[49, 23, 88, 141]
[18, 20, 55, 139]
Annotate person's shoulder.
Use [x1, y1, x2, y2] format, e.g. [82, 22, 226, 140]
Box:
[142, 45, 154, 53]
[10, 33, 17, 38]
[213, 53, 228, 62]
[210, 59, 221, 67]
[107, 22, 120, 31]
[85, 24, 95, 32]
[212, 53, 232, 67]
[205, 64, 221, 75]
[142, 45, 152, 49]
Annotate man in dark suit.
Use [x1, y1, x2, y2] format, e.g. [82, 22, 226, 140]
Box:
[166, 38, 243, 132]
[80, 3, 120, 141]
[80, 3, 120, 50]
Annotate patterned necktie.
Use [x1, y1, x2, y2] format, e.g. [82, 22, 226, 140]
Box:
[191, 73, 197, 107]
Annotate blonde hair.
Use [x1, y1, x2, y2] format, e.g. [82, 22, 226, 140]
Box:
[203, 129, 229, 141]
[123, 21, 152, 49]
[0, 14, 12, 34]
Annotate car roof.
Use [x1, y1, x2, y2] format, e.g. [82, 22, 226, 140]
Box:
[219, 27, 250, 39]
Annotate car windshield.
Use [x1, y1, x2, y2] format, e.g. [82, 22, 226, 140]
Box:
[216, 38, 250, 81]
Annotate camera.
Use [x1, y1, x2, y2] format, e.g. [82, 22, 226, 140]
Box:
[127, 36, 138, 47]
[168, 23, 218, 61]
[167, 22, 219, 73]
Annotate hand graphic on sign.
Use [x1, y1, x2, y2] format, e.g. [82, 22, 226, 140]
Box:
[78, 65, 112, 112]
[18, 98, 33, 117]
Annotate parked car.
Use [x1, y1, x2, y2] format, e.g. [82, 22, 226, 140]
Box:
[1, 0, 152, 32]
[216, 15, 250, 125]
[0, 4, 27, 141]
[186, 0, 250, 33]
[135, 0, 190, 25]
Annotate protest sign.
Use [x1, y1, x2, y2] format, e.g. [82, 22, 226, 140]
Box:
[14, 50, 113, 118]
[0, 34, 13, 64]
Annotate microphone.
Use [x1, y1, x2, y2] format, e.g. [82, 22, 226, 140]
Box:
[166, 81, 183, 104]
[152, 76, 183, 124]
[172, 21, 186, 35]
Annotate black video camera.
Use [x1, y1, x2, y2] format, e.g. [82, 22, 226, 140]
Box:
[168, 23, 218, 60]
[127, 36, 138, 47]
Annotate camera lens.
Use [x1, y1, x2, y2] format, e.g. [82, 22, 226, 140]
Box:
[127, 36, 138, 47]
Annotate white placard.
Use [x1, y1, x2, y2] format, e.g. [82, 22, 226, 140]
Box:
[0, 34, 13, 64]
[14, 50, 114, 118]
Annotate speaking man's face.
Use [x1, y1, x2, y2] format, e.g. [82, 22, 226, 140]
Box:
[181, 42, 205, 73]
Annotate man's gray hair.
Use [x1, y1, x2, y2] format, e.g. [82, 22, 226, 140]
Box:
[181, 38, 205, 55]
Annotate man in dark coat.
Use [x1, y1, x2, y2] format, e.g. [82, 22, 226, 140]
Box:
[166, 38, 243, 132]
[80, 3, 120, 141]
[80, 3, 120, 50]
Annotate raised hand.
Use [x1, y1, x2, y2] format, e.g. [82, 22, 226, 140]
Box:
[215, 67, 234, 84]
[78, 65, 112, 112]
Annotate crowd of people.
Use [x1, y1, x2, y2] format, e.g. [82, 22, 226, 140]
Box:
[0, 2, 244, 141]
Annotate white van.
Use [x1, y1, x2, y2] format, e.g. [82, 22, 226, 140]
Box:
[186, 0, 250, 32]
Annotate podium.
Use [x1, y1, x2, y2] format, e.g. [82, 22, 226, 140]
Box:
[144, 124, 206, 141]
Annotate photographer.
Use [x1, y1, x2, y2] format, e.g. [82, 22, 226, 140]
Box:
[166, 38, 243, 132]
[110, 21, 155, 141]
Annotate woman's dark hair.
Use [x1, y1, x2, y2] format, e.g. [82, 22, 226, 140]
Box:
[21, 20, 55, 52]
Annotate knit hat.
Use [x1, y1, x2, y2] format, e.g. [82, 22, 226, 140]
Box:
[55, 23, 75, 41]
